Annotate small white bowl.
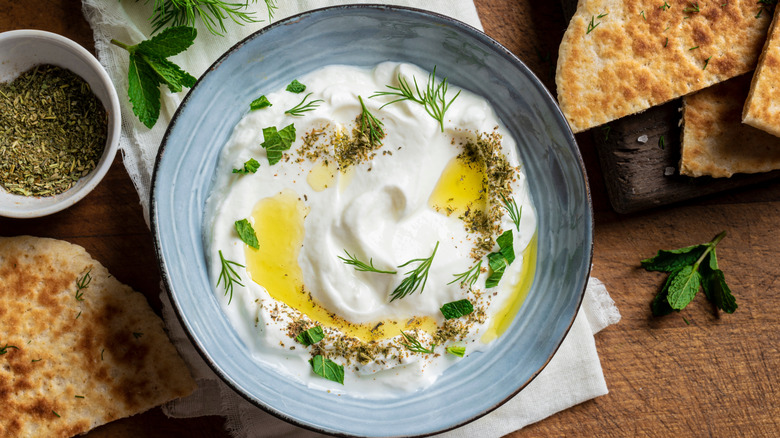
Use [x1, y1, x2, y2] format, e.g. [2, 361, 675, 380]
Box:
[0, 29, 120, 218]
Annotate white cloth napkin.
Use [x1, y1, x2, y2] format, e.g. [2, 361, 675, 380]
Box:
[80, 1, 621, 436]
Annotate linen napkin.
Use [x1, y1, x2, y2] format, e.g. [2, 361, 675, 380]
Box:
[80, 1, 621, 436]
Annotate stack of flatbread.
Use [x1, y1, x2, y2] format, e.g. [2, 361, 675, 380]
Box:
[0, 236, 196, 438]
[557, 0, 780, 178]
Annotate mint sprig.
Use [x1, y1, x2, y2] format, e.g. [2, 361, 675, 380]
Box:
[111, 26, 197, 128]
[642, 231, 737, 315]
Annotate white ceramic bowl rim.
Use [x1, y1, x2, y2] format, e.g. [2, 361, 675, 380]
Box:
[0, 29, 120, 218]
[151, 5, 593, 437]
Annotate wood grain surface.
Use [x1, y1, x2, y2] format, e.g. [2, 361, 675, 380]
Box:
[1, 1, 779, 437]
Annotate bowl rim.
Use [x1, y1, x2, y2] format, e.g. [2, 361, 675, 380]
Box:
[0, 29, 120, 219]
[150, 4, 593, 436]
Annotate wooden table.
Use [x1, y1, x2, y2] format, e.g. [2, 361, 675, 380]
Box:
[2, 1, 778, 436]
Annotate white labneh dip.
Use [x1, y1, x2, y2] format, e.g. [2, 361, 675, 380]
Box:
[204, 62, 537, 398]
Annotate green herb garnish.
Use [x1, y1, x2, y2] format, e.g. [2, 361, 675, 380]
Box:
[111, 26, 197, 128]
[660, 1, 671, 10]
[371, 66, 460, 132]
[501, 194, 522, 231]
[217, 249, 245, 305]
[485, 230, 515, 288]
[339, 250, 397, 274]
[440, 299, 474, 320]
[250, 95, 272, 110]
[75, 269, 92, 301]
[143, 0, 276, 36]
[53, 410, 61, 418]
[659, 135, 666, 149]
[0, 344, 19, 355]
[261, 123, 296, 165]
[703, 56, 712, 70]
[234, 219, 259, 249]
[390, 242, 439, 301]
[448, 260, 482, 288]
[75, 395, 85, 399]
[309, 355, 344, 384]
[400, 331, 436, 354]
[683, 2, 700, 13]
[640, 10, 646, 20]
[286, 79, 306, 93]
[642, 231, 737, 315]
[296, 326, 325, 346]
[232, 158, 260, 174]
[32, 359, 42, 363]
[358, 95, 385, 147]
[284, 93, 323, 117]
[446, 345, 466, 357]
[586, 13, 608, 34]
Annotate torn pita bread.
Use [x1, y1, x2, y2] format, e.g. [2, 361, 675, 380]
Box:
[0, 236, 195, 438]
[743, 6, 780, 138]
[680, 74, 780, 177]
[557, 0, 773, 133]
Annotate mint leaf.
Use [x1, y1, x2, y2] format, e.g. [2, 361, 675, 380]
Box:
[250, 95, 272, 110]
[446, 345, 466, 357]
[440, 299, 474, 320]
[286, 79, 306, 93]
[232, 158, 260, 174]
[127, 56, 161, 129]
[702, 269, 738, 314]
[111, 26, 197, 128]
[234, 219, 259, 249]
[309, 355, 344, 384]
[137, 26, 197, 58]
[261, 124, 296, 165]
[666, 265, 702, 310]
[485, 230, 515, 288]
[296, 326, 325, 346]
[138, 53, 197, 93]
[641, 244, 707, 272]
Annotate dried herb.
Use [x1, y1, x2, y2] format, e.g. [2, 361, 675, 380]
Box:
[0, 65, 107, 197]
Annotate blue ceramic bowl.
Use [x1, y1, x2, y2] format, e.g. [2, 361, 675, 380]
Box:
[152, 5, 592, 437]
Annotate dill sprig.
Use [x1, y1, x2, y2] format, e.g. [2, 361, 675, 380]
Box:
[284, 92, 323, 117]
[371, 67, 460, 132]
[0, 344, 19, 355]
[400, 331, 436, 354]
[75, 269, 92, 301]
[217, 250, 245, 305]
[358, 95, 385, 147]
[338, 250, 397, 274]
[390, 242, 439, 301]
[143, 0, 275, 36]
[448, 260, 482, 288]
[501, 194, 522, 231]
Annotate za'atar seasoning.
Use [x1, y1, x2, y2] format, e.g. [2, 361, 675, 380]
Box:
[0, 64, 107, 197]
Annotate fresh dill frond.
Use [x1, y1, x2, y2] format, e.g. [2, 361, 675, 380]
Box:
[390, 242, 439, 301]
[371, 67, 460, 132]
[448, 260, 482, 288]
[400, 331, 436, 354]
[501, 194, 522, 231]
[0, 344, 19, 355]
[284, 92, 323, 117]
[358, 95, 385, 147]
[144, 0, 263, 36]
[75, 269, 92, 301]
[338, 250, 397, 274]
[217, 250, 245, 304]
[264, 0, 278, 20]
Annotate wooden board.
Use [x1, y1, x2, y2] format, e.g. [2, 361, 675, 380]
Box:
[560, 0, 780, 214]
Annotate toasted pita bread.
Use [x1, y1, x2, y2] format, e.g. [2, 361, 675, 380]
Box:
[0, 236, 195, 438]
[743, 6, 780, 137]
[557, 0, 773, 133]
[680, 74, 780, 177]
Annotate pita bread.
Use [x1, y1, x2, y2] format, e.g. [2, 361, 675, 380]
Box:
[0, 236, 195, 438]
[680, 74, 780, 177]
[557, 0, 773, 133]
[743, 6, 780, 137]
